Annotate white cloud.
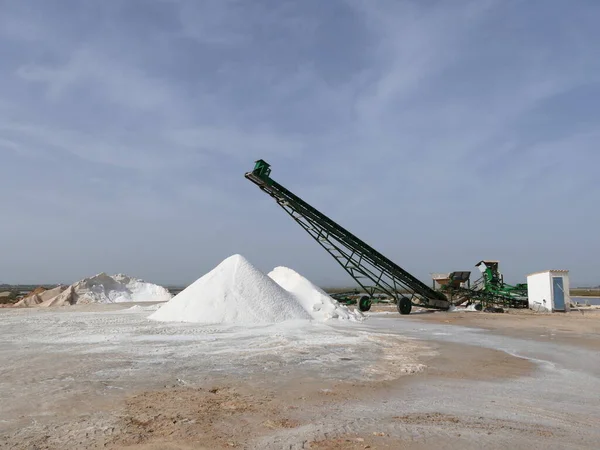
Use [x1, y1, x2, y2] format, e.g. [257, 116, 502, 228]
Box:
[0, 137, 19, 151]
[1, 0, 599, 284]
[16, 48, 174, 111]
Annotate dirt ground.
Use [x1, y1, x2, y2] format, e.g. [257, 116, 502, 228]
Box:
[394, 306, 600, 350]
[102, 340, 536, 450]
[1, 305, 599, 449]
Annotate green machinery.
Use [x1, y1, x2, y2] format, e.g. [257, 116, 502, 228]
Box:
[328, 291, 392, 311]
[245, 160, 450, 315]
[472, 260, 528, 308]
[440, 261, 528, 309]
[245, 160, 529, 313]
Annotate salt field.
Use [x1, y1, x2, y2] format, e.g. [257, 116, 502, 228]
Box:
[0, 304, 598, 449]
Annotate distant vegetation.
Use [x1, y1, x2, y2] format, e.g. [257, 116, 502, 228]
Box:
[1, 283, 598, 303]
[0, 284, 60, 305]
[571, 288, 600, 297]
[0, 284, 58, 291]
[162, 285, 185, 296]
[322, 287, 362, 294]
[0, 290, 19, 304]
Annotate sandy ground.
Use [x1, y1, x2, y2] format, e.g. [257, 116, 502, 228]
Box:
[0, 304, 599, 449]
[380, 305, 600, 350]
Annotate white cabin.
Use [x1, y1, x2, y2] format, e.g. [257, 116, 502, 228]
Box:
[527, 270, 570, 312]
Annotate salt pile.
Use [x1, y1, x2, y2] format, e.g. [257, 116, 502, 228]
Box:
[268, 267, 364, 322]
[55, 273, 172, 305]
[15, 285, 67, 307]
[111, 274, 173, 303]
[149, 254, 312, 324]
[17, 273, 172, 307]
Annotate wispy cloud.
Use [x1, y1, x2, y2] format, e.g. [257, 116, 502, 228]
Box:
[0, 0, 598, 285]
[16, 49, 174, 110]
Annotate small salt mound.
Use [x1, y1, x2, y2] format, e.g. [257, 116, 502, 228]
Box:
[268, 267, 364, 322]
[149, 254, 312, 324]
[126, 304, 163, 312]
[112, 274, 172, 303]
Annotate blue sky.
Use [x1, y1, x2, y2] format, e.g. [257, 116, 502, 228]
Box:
[1, 0, 599, 287]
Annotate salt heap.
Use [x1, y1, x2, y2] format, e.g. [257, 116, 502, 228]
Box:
[149, 254, 312, 324]
[60, 273, 172, 305]
[17, 274, 172, 307]
[268, 267, 364, 322]
[15, 285, 67, 307]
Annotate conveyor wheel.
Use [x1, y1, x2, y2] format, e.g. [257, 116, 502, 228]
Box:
[397, 297, 412, 315]
[358, 296, 372, 312]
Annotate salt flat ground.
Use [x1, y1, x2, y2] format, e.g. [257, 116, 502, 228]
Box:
[0, 305, 599, 449]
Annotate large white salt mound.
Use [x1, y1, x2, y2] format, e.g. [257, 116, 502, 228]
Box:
[69, 273, 172, 304]
[268, 267, 364, 322]
[36, 273, 172, 306]
[149, 254, 312, 324]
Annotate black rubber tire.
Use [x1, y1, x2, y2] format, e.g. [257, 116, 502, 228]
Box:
[358, 296, 372, 312]
[397, 297, 412, 315]
[474, 303, 483, 311]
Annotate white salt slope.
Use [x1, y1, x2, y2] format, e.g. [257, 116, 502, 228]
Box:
[126, 304, 163, 312]
[149, 254, 312, 324]
[268, 266, 364, 322]
[65, 273, 172, 304]
[112, 274, 172, 303]
[15, 285, 67, 307]
[36, 274, 172, 306]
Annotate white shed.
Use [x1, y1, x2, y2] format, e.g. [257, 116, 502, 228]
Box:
[527, 270, 570, 312]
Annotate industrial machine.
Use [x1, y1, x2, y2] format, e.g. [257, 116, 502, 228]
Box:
[329, 291, 393, 312]
[245, 160, 450, 315]
[245, 160, 529, 314]
[472, 261, 528, 307]
[438, 261, 528, 309]
[475, 261, 528, 296]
